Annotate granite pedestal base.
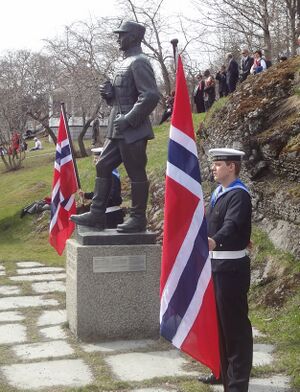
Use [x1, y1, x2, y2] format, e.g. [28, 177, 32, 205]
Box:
[66, 230, 161, 342]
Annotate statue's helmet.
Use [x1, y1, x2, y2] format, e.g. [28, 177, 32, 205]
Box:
[113, 21, 146, 41]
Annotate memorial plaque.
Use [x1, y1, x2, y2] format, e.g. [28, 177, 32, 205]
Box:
[93, 255, 146, 273]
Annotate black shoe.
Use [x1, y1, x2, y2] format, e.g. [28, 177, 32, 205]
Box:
[70, 212, 106, 230]
[116, 216, 147, 233]
[198, 373, 222, 385]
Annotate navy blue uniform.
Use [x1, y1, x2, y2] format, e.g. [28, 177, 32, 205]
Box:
[207, 187, 253, 392]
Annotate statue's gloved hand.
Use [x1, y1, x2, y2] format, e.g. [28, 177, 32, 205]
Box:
[100, 81, 114, 100]
[113, 114, 129, 134]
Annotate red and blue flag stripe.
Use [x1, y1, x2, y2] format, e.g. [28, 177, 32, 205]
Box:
[160, 56, 220, 377]
[49, 106, 78, 255]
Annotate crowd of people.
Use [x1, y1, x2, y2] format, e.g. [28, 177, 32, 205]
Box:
[194, 48, 271, 113]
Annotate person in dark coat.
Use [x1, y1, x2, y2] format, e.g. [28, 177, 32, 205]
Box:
[71, 21, 160, 233]
[226, 53, 239, 93]
[240, 48, 254, 82]
[159, 91, 175, 124]
[215, 65, 228, 98]
[198, 148, 253, 391]
[193, 73, 205, 113]
[203, 69, 216, 112]
[91, 118, 100, 146]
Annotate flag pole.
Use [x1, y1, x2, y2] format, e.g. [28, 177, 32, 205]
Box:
[170, 38, 179, 74]
[60, 102, 81, 189]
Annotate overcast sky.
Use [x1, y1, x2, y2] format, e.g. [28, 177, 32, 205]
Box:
[0, 0, 194, 54]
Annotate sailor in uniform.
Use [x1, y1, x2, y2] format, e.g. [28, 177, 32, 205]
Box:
[199, 148, 253, 391]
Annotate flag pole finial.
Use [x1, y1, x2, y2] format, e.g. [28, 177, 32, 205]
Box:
[170, 38, 179, 74]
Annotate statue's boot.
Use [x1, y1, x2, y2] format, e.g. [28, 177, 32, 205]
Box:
[70, 177, 111, 230]
[117, 181, 149, 233]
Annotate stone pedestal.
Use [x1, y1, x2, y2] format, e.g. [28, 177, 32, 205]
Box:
[66, 228, 161, 342]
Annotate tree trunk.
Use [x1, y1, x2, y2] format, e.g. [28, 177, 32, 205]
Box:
[0, 155, 10, 171]
[286, 1, 298, 55]
[78, 119, 93, 158]
[263, 28, 272, 61]
[160, 59, 172, 96]
[291, 16, 297, 55]
[44, 125, 57, 145]
[77, 105, 101, 157]
[27, 112, 57, 145]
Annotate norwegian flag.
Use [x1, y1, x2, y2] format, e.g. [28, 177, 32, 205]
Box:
[160, 56, 220, 377]
[49, 105, 79, 255]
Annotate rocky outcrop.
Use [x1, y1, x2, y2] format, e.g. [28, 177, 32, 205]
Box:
[199, 56, 300, 258]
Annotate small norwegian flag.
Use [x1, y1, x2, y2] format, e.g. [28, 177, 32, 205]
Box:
[49, 105, 78, 255]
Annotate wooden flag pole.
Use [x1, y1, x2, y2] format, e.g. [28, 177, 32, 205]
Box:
[60, 102, 81, 189]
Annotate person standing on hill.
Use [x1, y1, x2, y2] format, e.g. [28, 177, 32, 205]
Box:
[215, 65, 229, 98]
[193, 73, 205, 113]
[159, 91, 175, 124]
[203, 69, 216, 111]
[226, 53, 239, 93]
[71, 21, 160, 233]
[240, 48, 254, 82]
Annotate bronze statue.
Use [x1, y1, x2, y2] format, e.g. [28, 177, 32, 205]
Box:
[71, 21, 160, 233]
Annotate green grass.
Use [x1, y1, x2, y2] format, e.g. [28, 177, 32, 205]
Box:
[0, 134, 101, 264]
[0, 116, 202, 264]
[250, 227, 300, 389]
[0, 139, 59, 264]
[293, 86, 300, 97]
[250, 296, 300, 384]
[204, 96, 229, 126]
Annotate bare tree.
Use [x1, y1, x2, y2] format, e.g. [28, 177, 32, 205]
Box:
[0, 131, 25, 171]
[193, 0, 279, 60]
[285, 0, 299, 54]
[193, 0, 300, 61]
[44, 18, 119, 157]
[116, 0, 208, 96]
[25, 53, 61, 144]
[0, 50, 56, 170]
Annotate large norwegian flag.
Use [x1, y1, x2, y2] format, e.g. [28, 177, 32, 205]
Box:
[49, 106, 78, 255]
[160, 56, 220, 377]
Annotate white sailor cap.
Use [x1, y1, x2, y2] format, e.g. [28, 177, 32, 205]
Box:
[91, 147, 103, 156]
[208, 148, 245, 161]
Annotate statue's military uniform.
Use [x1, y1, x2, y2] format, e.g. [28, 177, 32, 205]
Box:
[71, 21, 160, 233]
[106, 46, 159, 143]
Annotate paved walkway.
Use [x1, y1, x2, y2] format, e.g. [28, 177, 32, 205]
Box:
[0, 261, 291, 391]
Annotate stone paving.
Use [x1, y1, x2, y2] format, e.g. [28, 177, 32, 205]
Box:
[0, 261, 292, 391]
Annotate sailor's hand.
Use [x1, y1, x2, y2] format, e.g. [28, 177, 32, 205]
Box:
[77, 189, 85, 204]
[78, 189, 84, 198]
[113, 114, 129, 133]
[208, 237, 216, 251]
[247, 240, 253, 250]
